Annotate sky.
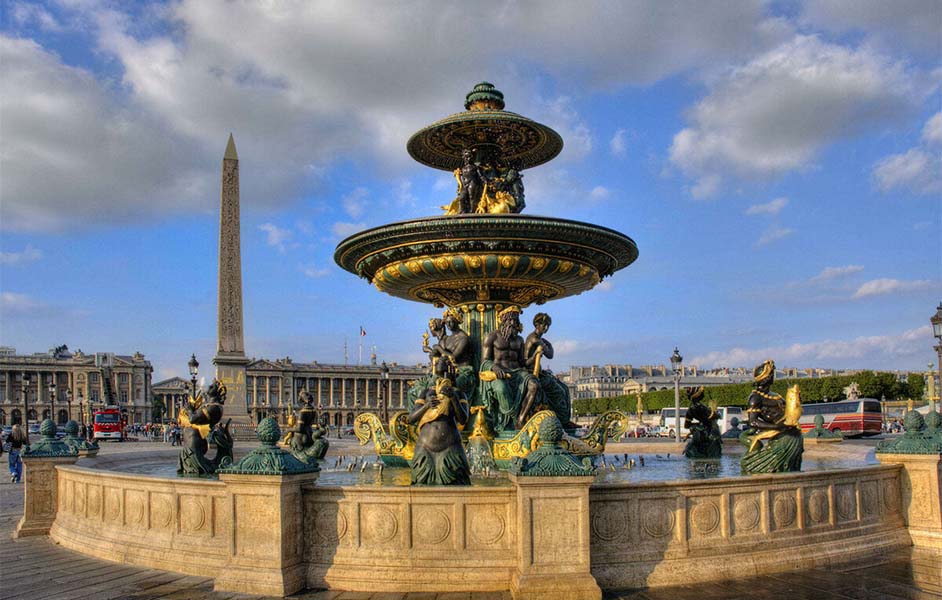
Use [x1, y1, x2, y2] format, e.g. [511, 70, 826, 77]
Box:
[1, 1, 940, 382]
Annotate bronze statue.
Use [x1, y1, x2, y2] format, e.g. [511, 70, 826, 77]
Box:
[443, 149, 483, 214]
[287, 388, 329, 464]
[408, 317, 448, 409]
[441, 308, 477, 400]
[407, 378, 471, 485]
[682, 387, 722, 459]
[740, 360, 803, 474]
[479, 305, 540, 432]
[521, 312, 573, 427]
[177, 379, 233, 476]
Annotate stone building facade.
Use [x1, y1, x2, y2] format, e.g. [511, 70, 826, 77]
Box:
[0, 346, 153, 426]
[241, 358, 426, 427]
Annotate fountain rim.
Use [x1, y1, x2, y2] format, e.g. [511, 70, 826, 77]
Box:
[334, 213, 639, 278]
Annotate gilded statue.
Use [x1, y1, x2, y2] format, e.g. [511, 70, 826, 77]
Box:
[521, 312, 573, 427]
[408, 317, 448, 409]
[177, 379, 233, 476]
[442, 149, 483, 215]
[441, 307, 477, 400]
[287, 389, 329, 464]
[682, 387, 722, 459]
[740, 360, 803, 474]
[479, 305, 541, 432]
[407, 378, 471, 485]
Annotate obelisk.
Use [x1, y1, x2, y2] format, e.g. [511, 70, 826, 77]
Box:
[214, 134, 251, 424]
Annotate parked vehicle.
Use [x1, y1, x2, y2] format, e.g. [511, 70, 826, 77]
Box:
[659, 408, 689, 438]
[798, 398, 883, 437]
[92, 407, 126, 441]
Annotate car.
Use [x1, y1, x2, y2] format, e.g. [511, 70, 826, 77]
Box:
[342, 426, 355, 436]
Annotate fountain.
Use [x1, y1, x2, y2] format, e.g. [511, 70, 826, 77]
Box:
[336, 82, 636, 468]
[16, 82, 939, 599]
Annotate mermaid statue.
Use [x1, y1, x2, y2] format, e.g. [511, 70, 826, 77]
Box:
[740, 360, 803, 474]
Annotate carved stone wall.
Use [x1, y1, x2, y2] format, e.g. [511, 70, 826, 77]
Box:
[876, 453, 942, 552]
[589, 464, 910, 589]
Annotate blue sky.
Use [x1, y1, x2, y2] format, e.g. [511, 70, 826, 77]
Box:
[1, 1, 940, 381]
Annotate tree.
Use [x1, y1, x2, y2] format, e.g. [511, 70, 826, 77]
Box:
[151, 396, 166, 423]
[906, 373, 925, 400]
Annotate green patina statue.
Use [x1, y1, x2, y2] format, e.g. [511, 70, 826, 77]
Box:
[479, 305, 541, 432]
[523, 312, 574, 428]
[407, 378, 471, 485]
[287, 389, 329, 465]
[876, 410, 942, 454]
[682, 387, 722, 459]
[804, 414, 843, 441]
[441, 307, 478, 401]
[177, 379, 233, 476]
[740, 360, 804, 474]
[61, 420, 99, 456]
[509, 415, 594, 477]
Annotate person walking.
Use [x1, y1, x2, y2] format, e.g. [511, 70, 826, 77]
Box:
[5, 424, 28, 483]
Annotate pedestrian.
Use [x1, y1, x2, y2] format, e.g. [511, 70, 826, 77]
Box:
[5, 424, 28, 483]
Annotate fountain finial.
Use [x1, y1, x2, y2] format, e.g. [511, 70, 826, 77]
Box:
[465, 82, 505, 111]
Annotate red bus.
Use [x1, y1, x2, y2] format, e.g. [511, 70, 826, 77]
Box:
[93, 407, 126, 441]
[798, 398, 883, 437]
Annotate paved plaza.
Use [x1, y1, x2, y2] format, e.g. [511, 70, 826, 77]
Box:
[1, 440, 938, 600]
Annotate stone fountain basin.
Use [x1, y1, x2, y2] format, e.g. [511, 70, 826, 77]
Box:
[44, 443, 909, 596]
[334, 214, 639, 306]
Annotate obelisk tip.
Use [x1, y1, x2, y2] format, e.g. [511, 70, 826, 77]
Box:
[224, 133, 238, 160]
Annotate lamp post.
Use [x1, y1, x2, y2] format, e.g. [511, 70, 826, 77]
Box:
[66, 388, 72, 423]
[670, 347, 683, 443]
[21, 373, 30, 442]
[188, 354, 199, 402]
[48, 381, 57, 423]
[380, 361, 390, 424]
[931, 303, 942, 413]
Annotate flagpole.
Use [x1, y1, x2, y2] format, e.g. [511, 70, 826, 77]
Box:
[358, 331, 363, 366]
[344, 337, 348, 366]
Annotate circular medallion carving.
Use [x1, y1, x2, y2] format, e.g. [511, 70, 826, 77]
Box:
[182, 501, 206, 531]
[313, 506, 347, 542]
[734, 498, 761, 532]
[362, 507, 398, 543]
[641, 504, 675, 539]
[691, 501, 721, 535]
[591, 502, 628, 542]
[151, 496, 173, 529]
[808, 491, 828, 524]
[882, 480, 900, 513]
[836, 490, 855, 520]
[773, 494, 797, 528]
[414, 509, 451, 545]
[105, 488, 121, 521]
[469, 511, 505, 546]
[88, 486, 101, 516]
[128, 495, 145, 524]
[860, 484, 877, 516]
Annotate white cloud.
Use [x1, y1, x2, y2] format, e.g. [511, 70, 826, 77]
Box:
[745, 197, 788, 215]
[755, 226, 794, 246]
[341, 187, 369, 219]
[10, 2, 63, 32]
[595, 280, 614, 292]
[1, 292, 47, 315]
[800, 0, 942, 53]
[922, 112, 942, 145]
[873, 148, 942, 196]
[332, 222, 366, 238]
[258, 223, 292, 252]
[690, 174, 721, 200]
[589, 186, 610, 200]
[853, 278, 934, 298]
[0, 244, 43, 265]
[300, 263, 330, 279]
[670, 35, 922, 197]
[810, 265, 864, 282]
[609, 129, 627, 157]
[690, 325, 931, 368]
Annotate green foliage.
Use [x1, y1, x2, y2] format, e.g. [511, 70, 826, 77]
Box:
[572, 371, 921, 416]
[151, 396, 166, 422]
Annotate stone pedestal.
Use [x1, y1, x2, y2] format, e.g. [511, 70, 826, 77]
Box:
[15, 456, 78, 538]
[510, 475, 601, 600]
[876, 453, 942, 553]
[215, 472, 319, 596]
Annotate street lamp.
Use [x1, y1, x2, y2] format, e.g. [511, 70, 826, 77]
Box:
[188, 354, 199, 401]
[380, 361, 390, 424]
[21, 373, 30, 442]
[49, 381, 57, 423]
[931, 303, 942, 413]
[670, 347, 683, 443]
[66, 388, 72, 423]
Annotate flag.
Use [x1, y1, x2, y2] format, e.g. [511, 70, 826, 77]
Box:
[360, 326, 366, 337]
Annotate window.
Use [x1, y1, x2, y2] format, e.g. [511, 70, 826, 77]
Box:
[95, 413, 119, 423]
[863, 401, 882, 414]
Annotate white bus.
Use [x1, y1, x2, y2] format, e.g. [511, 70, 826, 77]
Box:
[660, 406, 744, 437]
